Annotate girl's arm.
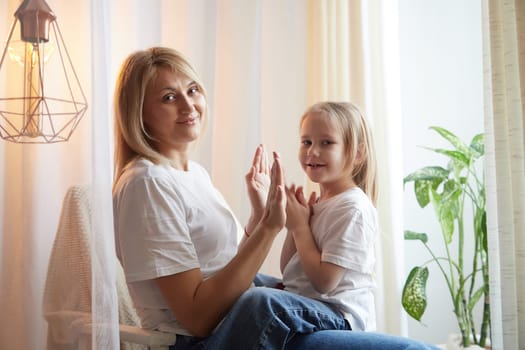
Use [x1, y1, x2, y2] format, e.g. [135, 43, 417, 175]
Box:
[285, 186, 345, 294]
[291, 226, 346, 294]
[156, 153, 286, 337]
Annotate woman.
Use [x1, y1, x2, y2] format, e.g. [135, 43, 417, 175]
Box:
[112, 46, 438, 350]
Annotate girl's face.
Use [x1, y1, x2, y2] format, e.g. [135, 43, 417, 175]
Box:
[142, 67, 206, 155]
[299, 111, 355, 195]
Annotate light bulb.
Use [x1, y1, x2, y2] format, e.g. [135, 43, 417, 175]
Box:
[7, 39, 54, 67]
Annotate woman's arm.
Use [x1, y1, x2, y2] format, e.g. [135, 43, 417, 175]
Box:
[285, 186, 345, 294]
[280, 230, 296, 274]
[155, 152, 286, 337]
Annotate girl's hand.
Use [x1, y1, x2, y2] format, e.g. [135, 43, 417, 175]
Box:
[308, 190, 318, 208]
[260, 152, 286, 232]
[245, 145, 270, 231]
[285, 185, 311, 233]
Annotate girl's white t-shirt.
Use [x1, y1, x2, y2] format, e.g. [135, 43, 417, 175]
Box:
[113, 158, 240, 335]
[282, 187, 378, 331]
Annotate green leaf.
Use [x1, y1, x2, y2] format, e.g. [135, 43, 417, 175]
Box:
[430, 148, 470, 167]
[432, 183, 460, 244]
[474, 206, 485, 240]
[402, 266, 429, 321]
[438, 205, 455, 244]
[414, 180, 431, 207]
[470, 133, 484, 158]
[404, 166, 449, 186]
[404, 230, 429, 244]
[430, 126, 472, 157]
[443, 179, 460, 194]
[468, 286, 485, 311]
[425, 148, 469, 176]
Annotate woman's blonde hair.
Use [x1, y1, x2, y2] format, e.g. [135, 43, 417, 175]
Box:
[113, 47, 206, 187]
[301, 102, 378, 205]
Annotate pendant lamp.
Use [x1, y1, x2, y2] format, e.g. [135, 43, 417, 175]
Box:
[0, 0, 87, 143]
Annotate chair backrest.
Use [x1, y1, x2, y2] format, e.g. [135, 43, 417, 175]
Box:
[43, 185, 143, 349]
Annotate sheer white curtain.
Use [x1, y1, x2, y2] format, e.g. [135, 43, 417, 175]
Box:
[0, 0, 407, 348]
[0, 0, 100, 348]
[305, 0, 406, 335]
[482, 0, 525, 349]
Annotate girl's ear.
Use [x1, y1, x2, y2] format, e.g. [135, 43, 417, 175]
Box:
[355, 143, 366, 165]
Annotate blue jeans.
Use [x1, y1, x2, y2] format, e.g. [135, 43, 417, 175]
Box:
[287, 330, 440, 350]
[170, 287, 349, 350]
[169, 275, 439, 350]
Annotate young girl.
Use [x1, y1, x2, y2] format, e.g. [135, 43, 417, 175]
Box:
[281, 101, 378, 332]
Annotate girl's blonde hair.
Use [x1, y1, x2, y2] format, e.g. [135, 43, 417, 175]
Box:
[113, 47, 206, 187]
[301, 102, 378, 205]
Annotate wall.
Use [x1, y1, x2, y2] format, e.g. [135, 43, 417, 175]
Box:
[399, 0, 483, 345]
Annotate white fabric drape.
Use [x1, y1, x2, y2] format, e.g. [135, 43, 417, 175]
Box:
[1, 0, 406, 348]
[0, 0, 97, 348]
[482, 0, 525, 349]
[90, 0, 119, 348]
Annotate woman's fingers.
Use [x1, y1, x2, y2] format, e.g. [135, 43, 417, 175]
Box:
[267, 153, 278, 199]
[252, 144, 270, 175]
[271, 151, 284, 186]
[262, 145, 269, 175]
[254, 145, 263, 173]
[261, 151, 286, 231]
[267, 151, 285, 204]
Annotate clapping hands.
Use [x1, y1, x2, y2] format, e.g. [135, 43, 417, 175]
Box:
[285, 184, 317, 233]
[260, 151, 286, 233]
[245, 144, 270, 218]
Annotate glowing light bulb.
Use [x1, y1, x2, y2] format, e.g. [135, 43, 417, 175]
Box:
[7, 39, 54, 67]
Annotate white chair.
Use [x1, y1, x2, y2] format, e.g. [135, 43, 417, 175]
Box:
[43, 185, 177, 350]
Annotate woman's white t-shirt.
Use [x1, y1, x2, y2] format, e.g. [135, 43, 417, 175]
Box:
[282, 187, 378, 331]
[113, 158, 240, 335]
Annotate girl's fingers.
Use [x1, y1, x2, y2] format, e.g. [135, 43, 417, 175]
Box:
[295, 186, 303, 198]
[285, 186, 297, 203]
[308, 191, 317, 206]
[296, 187, 307, 206]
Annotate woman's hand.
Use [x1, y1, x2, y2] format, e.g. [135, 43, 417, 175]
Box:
[259, 152, 286, 233]
[245, 145, 270, 232]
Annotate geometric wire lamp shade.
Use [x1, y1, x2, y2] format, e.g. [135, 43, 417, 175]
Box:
[0, 0, 87, 143]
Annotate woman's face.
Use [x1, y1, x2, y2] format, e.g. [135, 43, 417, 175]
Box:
[142, 66, 206, 154]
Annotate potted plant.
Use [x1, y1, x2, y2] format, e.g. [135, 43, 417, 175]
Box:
[401, 126, 490, 348]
